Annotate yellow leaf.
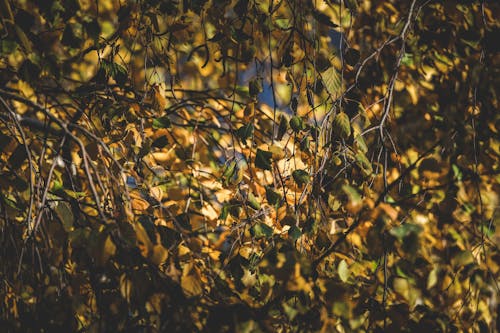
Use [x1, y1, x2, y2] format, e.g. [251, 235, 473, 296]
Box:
[149, 244, 169, 265]
[151, 151, 173, 163]
[103, 235, 117, 261]
[393, 277, 410, 301]
[89, 230, 117, 266]
[241, 269, 257, 287]
[135, 222, 153, 258]
[131, 197, 150, 211]
[120, 274, 132, 303]
[239, 246, 254, 259]
[165, 262, 181, 283]
[181, 263, 203, 296]
[149, 186, 163, 202]
[152, 85, 167, 113]
[178, 244, 191, 257]
[287, 263, 312, 293]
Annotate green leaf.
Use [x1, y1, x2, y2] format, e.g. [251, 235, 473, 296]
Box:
[389, 223, 423, 241]
[289, 116, 304, 133]
[282, 302, 299, 321]
[355, 151, 373, 176]
[255, 149, 273, 170]
[222, 161, 237, 178]
[328, 194, 341, 211]
[452, 164, 462, 181]
[236, 123, 253, 144]
[1, 193, 20, 210]
[275, 18, 291, 29]
[0, 39, 18, 54]
[277, 114, 289, 140]
[151, 135, 169, 148]
[333, 112, 351, 139]
[219, 203, 229, 221]
[249, 78, 263, 97]
[338, 259, 349, 283]
[288, 225, 302, 241]
[300, 136, 310, 152]
[251, 222, 273, 239]
[292, 169, 309, 187]
[451, 250, 475, 267]
[322, 67, 341, 99]
[222, 160, 237, 186]
[332, 301, 350, 318]
[152, 116, 171, 129]
[342, 184, 361, 204]
[111, 62, 128, 85]
[265, 186, 282, 206]
[64, 189, 87, 199]
[99, 60, 128, 84]
[54, 201, 74, 232]
[354, 134, 368, 154]
[427, 267, 439, 290]
[247, 192, 261, 210]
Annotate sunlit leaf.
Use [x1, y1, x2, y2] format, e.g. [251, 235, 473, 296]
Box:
[322, 67, 341, 99]
[393, 277, 411, 301]
[338, 259, 349, 283]
[0, 1, 497, 330]
[427, 267, 439, 290]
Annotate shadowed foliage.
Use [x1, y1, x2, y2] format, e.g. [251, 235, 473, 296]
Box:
[0, 0, 499, 332]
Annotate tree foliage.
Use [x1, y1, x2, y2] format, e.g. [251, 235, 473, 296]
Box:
[0, 0, 499, 332]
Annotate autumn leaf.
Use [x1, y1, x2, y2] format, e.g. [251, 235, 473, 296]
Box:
[1, 0, 497, 331]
